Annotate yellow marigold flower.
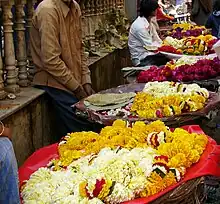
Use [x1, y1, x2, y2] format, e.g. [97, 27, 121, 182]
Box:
[112, 120, 126, 127]
[168, 153, 187, 168]
[144, 171, 177, 197]
[163, 172, 177, 187]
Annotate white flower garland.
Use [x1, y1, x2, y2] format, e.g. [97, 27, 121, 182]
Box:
[21, 147, 157, 204]
[142, 81, 209, 98]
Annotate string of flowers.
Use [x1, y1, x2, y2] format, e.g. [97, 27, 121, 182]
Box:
[159, 35, 217, 55]
[137, 57, 220, 83]
[168, 23, 208, 40]
[130, 92, 206, 118]
[21, 120, 208, 203]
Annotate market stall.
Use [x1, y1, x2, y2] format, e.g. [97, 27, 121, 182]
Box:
[73, 82, 220, 127]
[124, 22, 219, 88]
[18, 18, 220, 204]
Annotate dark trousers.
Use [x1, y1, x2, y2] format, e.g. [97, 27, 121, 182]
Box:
[139, 53, 170, 67]
[37, 86, 103, 141]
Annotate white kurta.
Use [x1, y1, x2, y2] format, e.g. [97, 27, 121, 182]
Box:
[128, 16, 162, 66]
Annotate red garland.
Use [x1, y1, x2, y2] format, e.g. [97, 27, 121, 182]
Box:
[137, 57, 220, 83]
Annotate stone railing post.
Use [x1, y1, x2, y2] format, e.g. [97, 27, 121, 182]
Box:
[15, 0, 29, 87]
[2, 0, 20, 93]
[26, 0, 36, 82]
[0, 52, 6, 99]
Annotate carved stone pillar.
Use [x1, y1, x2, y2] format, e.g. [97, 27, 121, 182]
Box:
[80, 0, 86, 16]
[99, 0, 103, 14]
[2, 1, 20, 93]
[105, 0, 109, 14]
[26, 0, 36, 82]
[119, 0, 124, 9]
[15, 0, 29, 87]
[98, 0, 103, 15]
[94, 0, 98, 14]
[109, 0, 113, 12]
[90, 0, 95, 15]
[0, 53, 6, 99]
[106, 0, 110, 13]
[85, 0, 91, 16]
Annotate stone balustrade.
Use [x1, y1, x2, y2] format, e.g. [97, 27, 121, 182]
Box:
[0, 0, 126, 99]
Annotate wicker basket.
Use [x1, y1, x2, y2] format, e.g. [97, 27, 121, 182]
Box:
[152, 177, 205, 204]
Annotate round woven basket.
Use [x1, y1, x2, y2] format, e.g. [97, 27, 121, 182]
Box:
[152, 177, 205, 204]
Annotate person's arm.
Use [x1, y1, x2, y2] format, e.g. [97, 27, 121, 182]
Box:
[136, 27, 161, 50]
[36, 7, 80, 92]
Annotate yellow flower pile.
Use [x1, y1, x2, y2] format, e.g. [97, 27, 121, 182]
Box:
[181, 35, 213, 55]
[130, 92, 207, 118]
[158, 128, 208, 168]
[172, 23, 206, 31]
[141, 171, 177, 197]
[56, 120, 166, 168]
[56, 119, 208, 172]
[162, 34, 215, 55]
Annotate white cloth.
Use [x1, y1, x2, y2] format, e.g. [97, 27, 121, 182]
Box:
[128, 16, 162, 66]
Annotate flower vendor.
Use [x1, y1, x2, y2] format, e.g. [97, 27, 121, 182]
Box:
[30, 0, 103, 140]
[0, 122, 20, 203]
[206, 0, 220, 38]
[128, 0, 170, 67]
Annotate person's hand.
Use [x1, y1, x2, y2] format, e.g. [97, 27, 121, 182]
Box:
[73, 85, 88, 100]
[83, 83, 95, 96]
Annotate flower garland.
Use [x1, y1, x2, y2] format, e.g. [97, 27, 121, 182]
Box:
[166, 56, 199, 70]
[172, 23, 206, 31]
[142, 82, 209, 98]
[97, 82, 209, 119]
[53, 120, 167, 168]
[130, 82, 208, 118]
[160, 35, 217, 55]
[131, 92, 206, 118]
[168, 23, 208, 40]
[21, 120, 208, 203]
[137, 57, 220, 83]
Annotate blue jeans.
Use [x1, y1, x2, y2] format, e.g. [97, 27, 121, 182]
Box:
[37, 86, 103, 141]
[0, 138, 20, 204]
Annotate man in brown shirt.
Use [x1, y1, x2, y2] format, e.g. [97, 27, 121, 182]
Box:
[30, 0, 101, 139]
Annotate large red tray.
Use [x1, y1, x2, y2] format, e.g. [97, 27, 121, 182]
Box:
[19, 125, 220, 204]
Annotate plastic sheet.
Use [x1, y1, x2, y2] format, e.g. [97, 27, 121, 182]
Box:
[74, 83, 220, 126]
[19, 126, 220, 204]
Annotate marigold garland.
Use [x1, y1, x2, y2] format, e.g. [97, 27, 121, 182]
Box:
[131, 92, 207, 118]
[141, 172, 177, 197]
[172, 23, 206, 31]
[56, 120, 208, 170]
[21, 120, 209, 203]
[56, 120, 165, 168]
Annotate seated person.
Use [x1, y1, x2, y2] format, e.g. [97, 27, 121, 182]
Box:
[128, 0, 170, 67]
[0, 122, 20, 204]
[206, 0, 220, 38]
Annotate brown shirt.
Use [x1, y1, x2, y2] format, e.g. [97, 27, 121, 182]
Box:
[30, 0, 91, 93]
